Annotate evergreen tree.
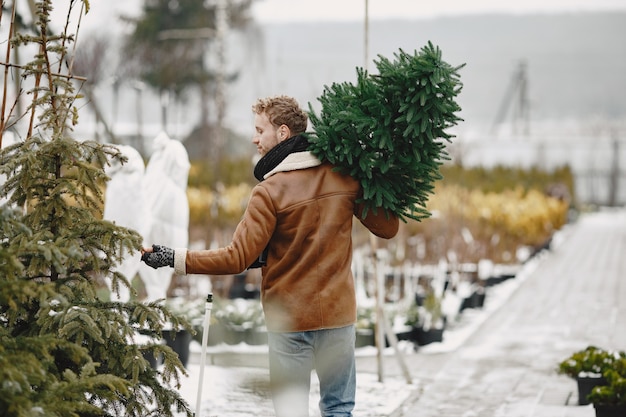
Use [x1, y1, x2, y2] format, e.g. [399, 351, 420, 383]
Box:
[0, 2, 191, 416]
[120, 0, 255, 117]
[307, 42, 465, 222]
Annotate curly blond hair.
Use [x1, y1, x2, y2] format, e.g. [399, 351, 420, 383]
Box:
[252, 95, 308, 135]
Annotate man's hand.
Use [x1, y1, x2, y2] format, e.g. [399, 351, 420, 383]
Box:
[141, 244, 174, 269]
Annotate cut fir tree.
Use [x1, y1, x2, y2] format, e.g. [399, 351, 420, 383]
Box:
[0, 1, 192, 416]
[307, 42, 464, 222]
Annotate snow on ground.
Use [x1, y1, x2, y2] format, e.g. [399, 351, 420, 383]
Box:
[171, 228, 570, 417]
[176, 363, 416, 417]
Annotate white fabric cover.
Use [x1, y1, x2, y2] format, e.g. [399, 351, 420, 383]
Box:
[138, 132, 190, 302]
[103, 144, 150, 302]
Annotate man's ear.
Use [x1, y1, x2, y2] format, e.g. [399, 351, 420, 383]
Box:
[278, 124, 290, 140]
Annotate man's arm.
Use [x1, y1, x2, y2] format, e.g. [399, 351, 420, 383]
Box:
[355, 203, 399, 239]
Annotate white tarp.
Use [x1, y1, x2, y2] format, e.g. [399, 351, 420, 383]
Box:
[138, 132, 190, 302]
[103, 144, 150, 301]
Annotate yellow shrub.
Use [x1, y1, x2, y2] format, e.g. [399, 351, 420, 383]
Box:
[407, 184, 569, 263]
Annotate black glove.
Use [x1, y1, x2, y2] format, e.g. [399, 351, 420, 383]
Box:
[141, 244, 174, 269]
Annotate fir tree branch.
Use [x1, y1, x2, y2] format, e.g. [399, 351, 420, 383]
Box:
[0, 0, 17, 148]
[0, 62, 88, 82]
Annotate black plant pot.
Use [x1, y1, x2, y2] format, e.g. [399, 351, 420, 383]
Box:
[593, 404, 626, 417]
[577, 374, 607, 406]
[193, 322, 227, 346]
[208, 322, 226, 346]
[142, 350, 159, 369]
[163, 330, 193, 367]
[474, 289, 486, 308]
[223, 326, 248, 345]
[396, 327, 418, 342]
[245, 329, 268, 345]
[416, 327, 444, 346]
[460, 291, 485, 312]
[484, 276, 504, 287]
[355, 329, 375, 348]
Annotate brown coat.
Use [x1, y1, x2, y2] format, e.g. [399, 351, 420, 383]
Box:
[175, 153, 399, 332]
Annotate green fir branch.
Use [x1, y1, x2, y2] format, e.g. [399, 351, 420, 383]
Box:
[308, 42, 464, 222]
[0, 2, 193, 416]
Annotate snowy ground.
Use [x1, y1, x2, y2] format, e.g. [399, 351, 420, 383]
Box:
[168, 248, 551, 417]
[176, 363, 416, 417]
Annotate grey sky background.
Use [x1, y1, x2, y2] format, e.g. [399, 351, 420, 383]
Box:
[251, 0, 626, 22]
[39, 1, 626, 144]
[49, 0, 626, 35]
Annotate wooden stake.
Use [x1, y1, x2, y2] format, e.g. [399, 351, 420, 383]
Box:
[370, 233, 412, 384]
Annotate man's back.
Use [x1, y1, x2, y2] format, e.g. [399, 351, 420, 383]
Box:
[259, 162, 361, 332]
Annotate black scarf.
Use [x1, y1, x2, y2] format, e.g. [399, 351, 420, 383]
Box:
[253, 134, 310, 182]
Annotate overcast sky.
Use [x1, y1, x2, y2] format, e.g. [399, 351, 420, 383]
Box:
[45, 0, 626, 37]
[251, 0, 626, 22]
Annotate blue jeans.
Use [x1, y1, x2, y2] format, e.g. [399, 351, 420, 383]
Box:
[267, 325, 356, 417]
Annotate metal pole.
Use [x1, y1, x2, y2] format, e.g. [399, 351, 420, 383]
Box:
[371, 234, 385, 382]
[194, 293, 213, 417]
[364, 0, 369, 71]
[371, 234, 412, 384]
[214, 0, 227, 170]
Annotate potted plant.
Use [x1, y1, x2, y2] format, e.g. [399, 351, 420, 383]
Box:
[398, 301, 421, 343]
[415, 291, 445, 346]
[355, 306, 376, 347]
[214, 298, 266, 345]
[588, 369, 626, 417]
[558, 346, 624, 406]
[163, 297, 204, 367]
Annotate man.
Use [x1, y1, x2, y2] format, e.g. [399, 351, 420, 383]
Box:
[141, 95, 398, 416]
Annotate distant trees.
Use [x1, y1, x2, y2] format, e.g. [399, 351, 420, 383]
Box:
[72, 33, 117, 143]
[120, 0, 256, 131]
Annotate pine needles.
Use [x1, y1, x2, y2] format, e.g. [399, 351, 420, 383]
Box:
[0, 2, 193, 416]
[308, 42, 464, 222]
